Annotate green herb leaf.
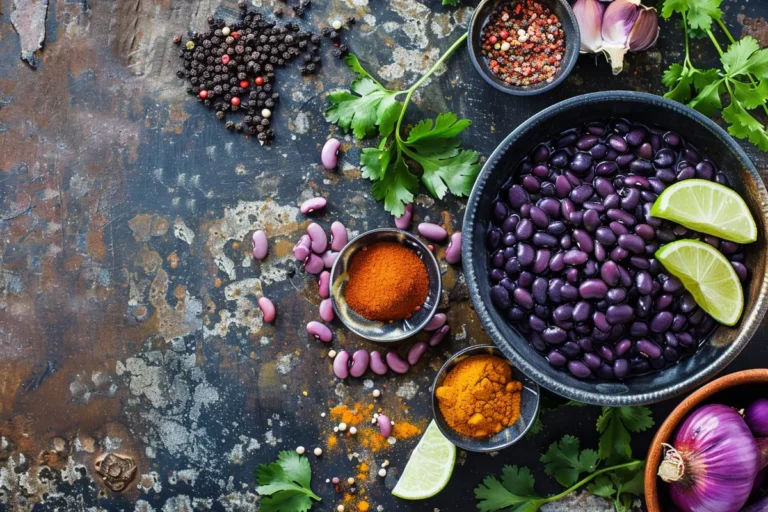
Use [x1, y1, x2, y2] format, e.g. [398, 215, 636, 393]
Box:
[730, 79, 768, 110]
[474, 466, 542, 512]
[370, 150, 419, 217]
[442, 0, 461, 5]
[663, 67, 694, 103]
[325, 79, 402, 139]
[687, 79, 723, 116]
[692, 68, 721, 91]
[721, 36, 761, 77]
[597, 407, 654, 464]
[745, 49, 768, 79]
[405, 113, 472, 144]
[662, 63, 686, 88]
[255, 451, 320, 512]
[661, 0, 722, 31]
[587, 475, 616, 498]
[722, 100, 768, 151]
[540, 435, 599, 487]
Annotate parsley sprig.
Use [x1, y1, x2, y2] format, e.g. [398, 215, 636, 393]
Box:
[474, 406, 653, 512]
[255, 451, 321, 512]
[661, 0, 768, 151]
[325, 34, 480, 217]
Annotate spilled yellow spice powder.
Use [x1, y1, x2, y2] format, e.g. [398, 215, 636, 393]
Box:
[330, 403, 365, 425]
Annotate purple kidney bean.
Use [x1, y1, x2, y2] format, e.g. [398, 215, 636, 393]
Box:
[319, 298, 334, 322]
[369, 351, 388, 375]
[429, 325, 450, 346]
[350, 350, 370, 377]
[301, 197, 327, 215]
[424, 313, 447, 332]
[293, 235, 311, 261]
[329, 222, 348, 251]
[321, 250, 338, 269]
[307, 223, 327, 253]
[333, 350, 350, 379]
[395, 204, 413, 229]
[307, 321, 332, 342]
[258, 297, 276, 323]
[377, 414, 392, 437]
[305, 253, 324, 274]
[322, 138, 341, 169]
[386, 352, 409, 374]
[579, 279, 608, 299]
[407, 342, 428, 365]
[446, 232, 462, 264]
[252, 230, 269, 260]
[568, 360, 591, 378]
[314, 272, 329, 301]
[418, 222, 447, 242]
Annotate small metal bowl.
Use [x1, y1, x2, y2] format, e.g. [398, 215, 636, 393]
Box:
[330, 228, 441, 342]
[467, 0, 580, 96]
[431, 345, 540, 452]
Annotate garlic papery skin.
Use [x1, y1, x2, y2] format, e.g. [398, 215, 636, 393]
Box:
[628, 6, 660, 52]
[601, 0, 641, 74]
[573, 0, 605, 53]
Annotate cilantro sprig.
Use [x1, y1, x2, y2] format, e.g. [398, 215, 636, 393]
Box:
[475, 406, 653, 512]
[255, 451, 321, 512]
[325, 34, 480, 216]
[661, 0, 768, 151]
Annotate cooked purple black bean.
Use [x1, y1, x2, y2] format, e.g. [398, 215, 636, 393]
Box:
[485, 118, 744, 380]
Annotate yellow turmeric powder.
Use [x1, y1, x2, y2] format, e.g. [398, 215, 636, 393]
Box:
[435, 354, 522, 439]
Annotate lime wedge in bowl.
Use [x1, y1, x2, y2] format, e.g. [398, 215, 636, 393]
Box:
[392, 420, 456, 500]
[656, 239, 744, 326]
[650, 179, 757, 244]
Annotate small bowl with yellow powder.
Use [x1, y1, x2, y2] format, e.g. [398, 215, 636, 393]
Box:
[330, 228, 442, 342]
[432, 345, 540, 452]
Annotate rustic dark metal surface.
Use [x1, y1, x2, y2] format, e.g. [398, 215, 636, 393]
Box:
[0, 0, 767, 511]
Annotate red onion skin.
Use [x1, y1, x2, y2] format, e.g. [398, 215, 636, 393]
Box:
[666, 404, 758, 512]
[745, 399, 768, 437]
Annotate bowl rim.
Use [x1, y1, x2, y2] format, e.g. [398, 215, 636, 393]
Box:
[644, 368, 768, 512]
[329, 227, 441, 342]
[461, 90, 768, 406]
[431, 344, 540, 452]
[466, 0, 580, 96]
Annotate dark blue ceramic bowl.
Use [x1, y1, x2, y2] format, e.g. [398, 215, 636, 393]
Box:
[467, 0, 580, 96]
[462, 91, 768, 406]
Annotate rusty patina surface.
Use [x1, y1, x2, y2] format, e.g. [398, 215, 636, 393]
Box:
[1, 0, 767, 510]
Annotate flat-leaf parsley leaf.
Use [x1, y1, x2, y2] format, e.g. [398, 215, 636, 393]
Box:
[255, 451, 321, 512]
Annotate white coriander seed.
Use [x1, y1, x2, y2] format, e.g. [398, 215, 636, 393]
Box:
[222, 27, 231, 36]
[501, 41, 511, 52]
[333, 426, 339, 432]
[296, 446, 305, 455]
[347, 477, 355, 485]
[262, 108, 272, 118]
[337, 506, 345, 512]
[378, 468, 387, 477]
[328, 349, 337, 358]
[338, 422, 347, 431]
[332, 19, 343, 30]
[372, 389, 381, 398]
[314, 447, 323, 456]
[381, 460, 390, 468]
[349, 426, 357, 435]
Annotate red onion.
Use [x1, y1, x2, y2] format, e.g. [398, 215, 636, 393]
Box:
[745, 399, 768, 436]
[658, 404, 759, 512]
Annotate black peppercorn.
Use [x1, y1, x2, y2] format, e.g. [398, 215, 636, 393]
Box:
[225, 121, 234, 130]
[346, 16, 356, 25]
[216, 110, 225, 119]
[321, 26, 331, 37]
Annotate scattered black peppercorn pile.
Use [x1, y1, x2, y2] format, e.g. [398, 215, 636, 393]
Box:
[175, 1, 321, 144]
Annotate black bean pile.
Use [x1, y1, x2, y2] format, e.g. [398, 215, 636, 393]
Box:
[175, 1, 321, 144]
[486, 118, 750, 381]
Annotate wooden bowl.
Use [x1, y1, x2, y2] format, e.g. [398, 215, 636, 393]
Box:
[644, 369, 768, 511]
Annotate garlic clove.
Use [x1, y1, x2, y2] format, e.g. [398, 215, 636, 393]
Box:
[600, 0, 641, 74]
[573, 0, 606, 53]
[628, 6, 660, 52]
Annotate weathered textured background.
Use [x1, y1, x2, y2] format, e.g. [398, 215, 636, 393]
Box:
[1, 0, 767, 510]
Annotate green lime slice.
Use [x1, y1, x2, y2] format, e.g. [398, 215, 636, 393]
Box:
[391, 420, 456, 500]
[656, 239, 744, 326]
[650, 179, 757, 244]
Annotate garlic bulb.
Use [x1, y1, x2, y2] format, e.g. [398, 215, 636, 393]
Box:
[573, 0, 659, 74]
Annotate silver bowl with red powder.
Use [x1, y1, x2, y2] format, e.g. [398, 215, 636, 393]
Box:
[330, 228, 442, 342]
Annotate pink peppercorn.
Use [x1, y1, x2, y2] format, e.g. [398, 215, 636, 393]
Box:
[221, 55, 230, 65]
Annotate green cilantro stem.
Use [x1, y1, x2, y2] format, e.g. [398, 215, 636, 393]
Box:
[682, 13, 694, 70]
[394, 33, 469, 143]
[537, 460, 643, 506]
[715, 18, 736, 44]
[706, 29, 724, 56]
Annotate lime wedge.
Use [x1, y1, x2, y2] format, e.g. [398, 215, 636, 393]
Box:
[391, 420, 456, 500]
[656, 239, 744, 326]
[650, 179, 757, 244]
